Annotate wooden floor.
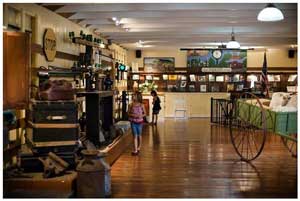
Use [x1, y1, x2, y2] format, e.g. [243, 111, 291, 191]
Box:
[110, 118, 297, 198]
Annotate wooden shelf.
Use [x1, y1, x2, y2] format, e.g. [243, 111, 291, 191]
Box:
[73, 37, 106, 49]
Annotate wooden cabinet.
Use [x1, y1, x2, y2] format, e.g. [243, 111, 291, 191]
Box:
[4, 31, 30, 110]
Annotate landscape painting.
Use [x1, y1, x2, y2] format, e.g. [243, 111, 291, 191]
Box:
[144, 57, 175, 72]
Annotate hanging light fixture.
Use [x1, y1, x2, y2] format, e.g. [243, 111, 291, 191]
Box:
[257, 3, 284, 22]
[226, 28, 240, 49]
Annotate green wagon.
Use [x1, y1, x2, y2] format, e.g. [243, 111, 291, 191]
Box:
[229, 92, 297, 161]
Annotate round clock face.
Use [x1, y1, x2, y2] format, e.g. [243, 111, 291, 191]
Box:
[212, 50, 222, 59]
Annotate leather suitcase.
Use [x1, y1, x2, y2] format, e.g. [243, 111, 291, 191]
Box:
[28, 141, 78, 155]
[18, 145, 76, 172]
[29, 100, 77, 124]
[26, 121, 79, 143]
[38, 80, 74, 101]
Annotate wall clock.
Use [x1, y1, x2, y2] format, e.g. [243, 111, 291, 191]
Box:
[212, 50, 222, 59]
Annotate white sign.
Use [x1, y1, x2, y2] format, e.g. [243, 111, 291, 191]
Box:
[202, 67, 232, 72]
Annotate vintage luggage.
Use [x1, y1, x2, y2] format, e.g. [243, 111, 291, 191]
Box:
[18, 145, 76, 172]
[29, 100, 77, 124]
[26, 122, 79, 144]
[38, 80, 74, 101]
[28, 141, 78, 155]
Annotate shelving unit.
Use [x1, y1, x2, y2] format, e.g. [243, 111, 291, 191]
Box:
[128, 69, 297, 93]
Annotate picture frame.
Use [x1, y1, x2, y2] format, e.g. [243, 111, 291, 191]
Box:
[163, 74, 168, 80]
[189, 74, 196, 82]
[132, 74, 140, 80]
[180, 81, 187, 88]
[267, 74, 274, 82]
[168, 75, 178, 81]
[211, 85, 219, 92]
[274, 75, 281, 82]
[200, 84, 207, 92]
[146, 75, 153, 80]
[144, 57, 175, 72]
[216, 75, 224, 82]
[288, 74, 297, 82]
[198, 75, 206, 82]
[189, 85, 195, 92]
[227, 84, 234, 92]
[153, 76, 160, 81]
[233, 74, 240, 82]
[236, 84, 244, 91]
[208, 74, 215, 82]
[224, 75, 230, 82]
[180, 75, 187, 80]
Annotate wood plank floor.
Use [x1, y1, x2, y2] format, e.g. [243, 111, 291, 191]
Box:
[110, 118, 297, 198]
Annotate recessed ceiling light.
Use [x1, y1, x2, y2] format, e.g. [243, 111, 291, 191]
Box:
[115, 20, 120, 26]
[125, 28, 130, 32]
[112, 17, 117, 21]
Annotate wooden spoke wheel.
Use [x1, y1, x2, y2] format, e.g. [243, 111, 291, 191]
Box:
[229, 93, 267, 161]
[281, 134, 297, 157]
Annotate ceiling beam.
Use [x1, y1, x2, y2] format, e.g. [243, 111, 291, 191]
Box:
[55, 3, 297, 13]
[68, 10, 297, 20]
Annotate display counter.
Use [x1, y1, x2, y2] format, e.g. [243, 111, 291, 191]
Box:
[142, 92, 230, 120]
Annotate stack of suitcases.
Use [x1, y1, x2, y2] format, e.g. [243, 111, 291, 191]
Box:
[19, 100, 79, 172]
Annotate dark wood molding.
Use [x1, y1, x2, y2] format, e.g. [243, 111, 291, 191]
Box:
[43, 5, 65, 12]
[138, 67, 297, 72]
[247, 67, 297, 71]
[58, 12, 76, 19]
[31, 43, 79, 61]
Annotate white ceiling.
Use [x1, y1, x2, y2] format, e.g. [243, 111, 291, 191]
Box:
[42, 3, 297, 50]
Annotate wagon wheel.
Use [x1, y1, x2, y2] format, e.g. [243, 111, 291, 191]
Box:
[281, 134, 297, 157]
[229, 92, 267, 161]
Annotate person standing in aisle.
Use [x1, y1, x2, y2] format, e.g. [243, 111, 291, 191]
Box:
[128, 92, 146, 155]
[151, 90, 161, 125]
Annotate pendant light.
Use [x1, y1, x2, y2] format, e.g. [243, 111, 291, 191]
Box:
[257, 3, 284, 22]
[226, 28, 240, 49]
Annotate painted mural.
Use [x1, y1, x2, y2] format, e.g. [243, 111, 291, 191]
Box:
[187, 50, 247, 72]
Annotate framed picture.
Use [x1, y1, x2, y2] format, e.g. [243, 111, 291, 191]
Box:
[233, 74, 240, 82]
[267, 74, 274, 82]
[216, 75, 224, 82]
[224, 75, 230, 82]
[288, 74, 297, 82]
[198, 75, 206, 82]
[180, 75, 187, 80]
[211, 85, 219, 92]
[208, 74, 215, 82]
[153, 76, 160, 81]
[168, 75, 178, 81]
[180, 81, 187, 88]
[140, 75, 145, 81]
[189, 74, 196, 82]
[163, 74, 168, 80]
[247, 74, 258, 82]
[132, 74, 140, 80]
[227, 84, 234, 92]
[144, 57, 175, 72]
[236, 84, 244, 91]
[274, 75, 281, 82]
[189, 85, 195, 92]
[200, 84, 207, 92]
[146, 75, 153, 80]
